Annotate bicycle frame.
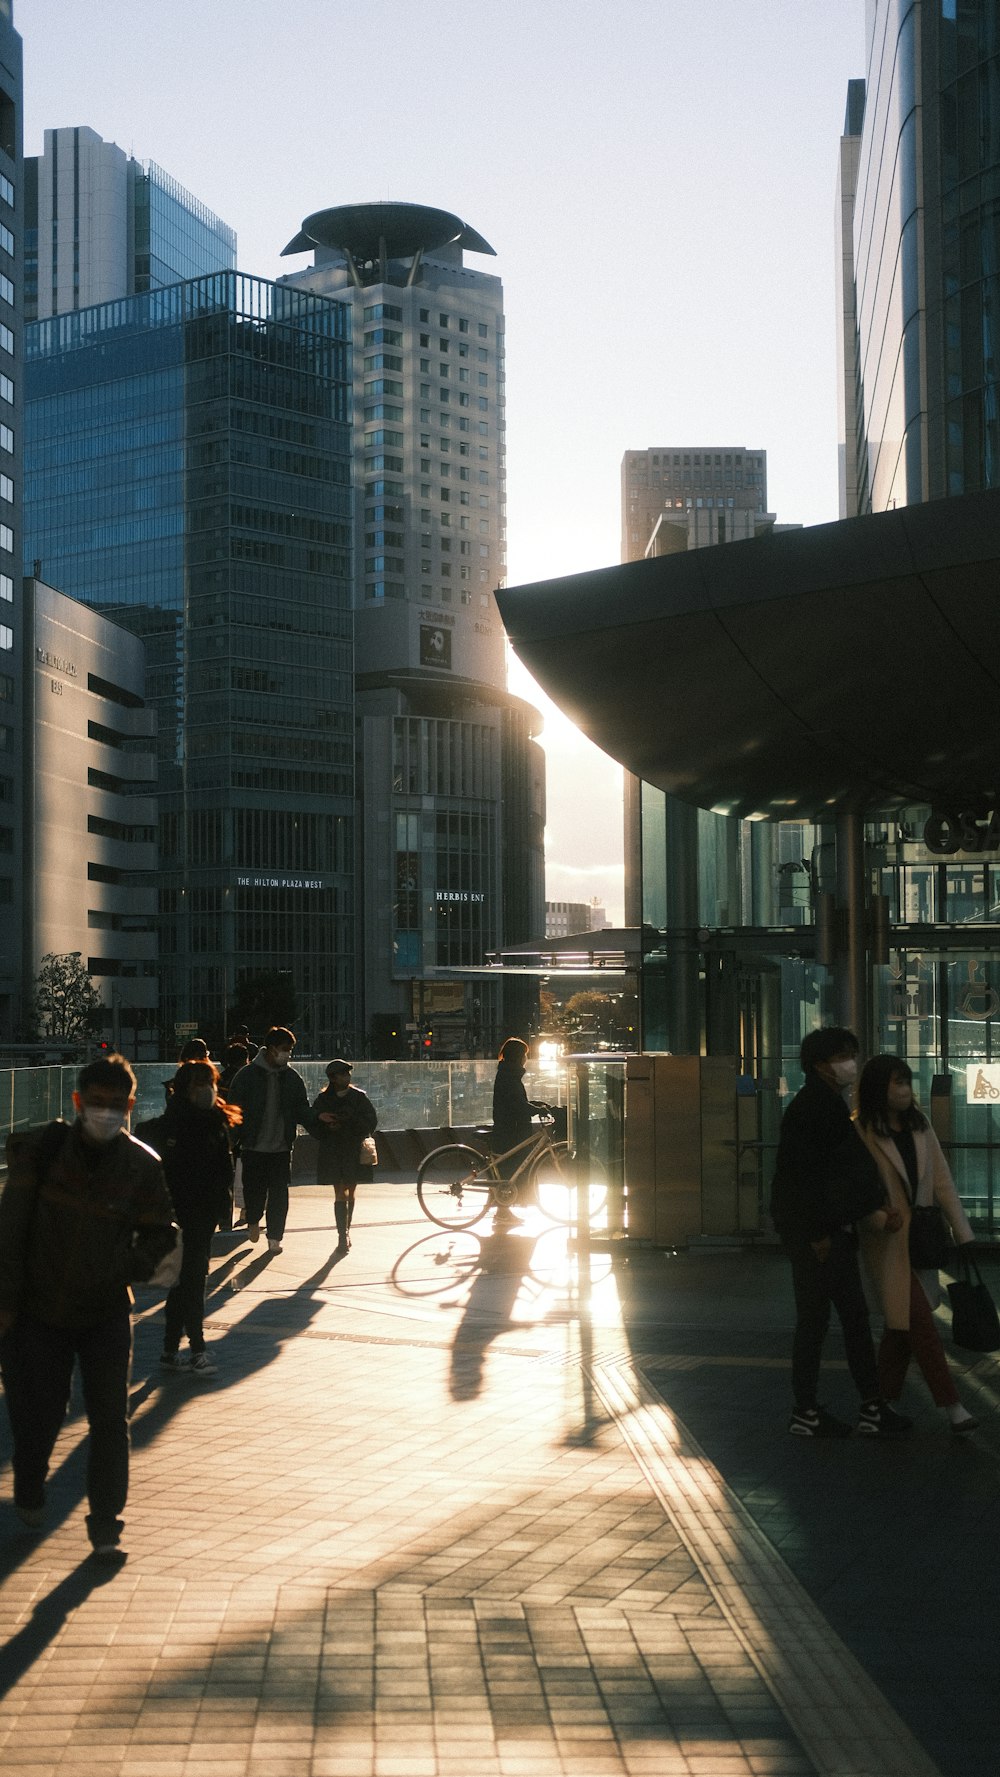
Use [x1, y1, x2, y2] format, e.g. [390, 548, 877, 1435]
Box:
[482, 1120, 558, 1189]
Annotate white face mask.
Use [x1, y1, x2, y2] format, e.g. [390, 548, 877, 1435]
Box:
[80, 1107, 127, 1142]
[829, 1058, 858, 1087]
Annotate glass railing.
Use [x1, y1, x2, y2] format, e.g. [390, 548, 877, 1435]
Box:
[0, 1057, 625, 1187]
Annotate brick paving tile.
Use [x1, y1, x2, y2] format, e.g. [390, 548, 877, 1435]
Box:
[0, 1189, 962, 1777]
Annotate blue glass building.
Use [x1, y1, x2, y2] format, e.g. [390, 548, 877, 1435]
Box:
[26, 271, 356, 1049]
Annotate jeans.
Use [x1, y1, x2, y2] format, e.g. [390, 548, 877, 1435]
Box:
[241, 1149, 291, 1239]
[0, 1309, 132, 1540]
[785, 1229, 880, 1410]
[163, 1229, 212, 1355]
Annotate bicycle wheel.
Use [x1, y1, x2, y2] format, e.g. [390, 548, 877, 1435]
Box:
[417, 1144, 494, 1229]
[530, 1142, 609, 1225]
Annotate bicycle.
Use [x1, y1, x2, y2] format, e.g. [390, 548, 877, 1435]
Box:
[416, 1109, 607, 1231]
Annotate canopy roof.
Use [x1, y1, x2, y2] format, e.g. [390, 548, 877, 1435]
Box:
[282, 201, 495, 260]
[497, 490, 1000, 820]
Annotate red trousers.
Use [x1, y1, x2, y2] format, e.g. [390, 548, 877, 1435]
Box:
[878, 1271, 958, 1407]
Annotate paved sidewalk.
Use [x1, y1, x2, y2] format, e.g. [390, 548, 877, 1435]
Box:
[0, 1181, 996, 1776]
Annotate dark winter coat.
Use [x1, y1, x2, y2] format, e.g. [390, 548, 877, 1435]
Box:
[0, 1120, 176, 1330]
[310, 1085, 377, 1185]
[135, 1098, 235, 1237]
[491, 1059, 542, 1155]
[228, 1055, 314, 1152]
[770, 1072, 886, 1243]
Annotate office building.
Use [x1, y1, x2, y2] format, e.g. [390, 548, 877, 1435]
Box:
[26, 271, 356, 1051]
[621, 446, 769, 563]
[0, 1, 22, 1043]
[281, 203, 545, 1054]
[25, 126, 235, 323]
[23, 577, 157, 1049]
[545, 900, 609, 940]
[839, 1, 1000, 513]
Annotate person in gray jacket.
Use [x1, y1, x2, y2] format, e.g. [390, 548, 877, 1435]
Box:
[228, 1027, 315, 1254]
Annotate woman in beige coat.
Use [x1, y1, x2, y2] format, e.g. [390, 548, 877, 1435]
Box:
[857, 1055, 977, 1434]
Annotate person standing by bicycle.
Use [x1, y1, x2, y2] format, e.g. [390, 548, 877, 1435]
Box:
[491, 1038, 546, 1223]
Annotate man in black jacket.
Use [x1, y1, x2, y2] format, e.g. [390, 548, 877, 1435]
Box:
[771, 1027, 911, 1440]
[0, 1055, 176, 1554]
[228, 1027, 315, 1254]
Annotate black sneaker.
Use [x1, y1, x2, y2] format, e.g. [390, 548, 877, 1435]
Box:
[788, 1405, 852, 1439]
[857, 1401, 913, 1439]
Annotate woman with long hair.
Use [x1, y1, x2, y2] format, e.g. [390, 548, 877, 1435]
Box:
[136, 1061, 240, 1377]
[856, 1055, 977, 1434]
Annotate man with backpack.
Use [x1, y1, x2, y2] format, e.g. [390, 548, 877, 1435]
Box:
[0, 1054, 176, 1556]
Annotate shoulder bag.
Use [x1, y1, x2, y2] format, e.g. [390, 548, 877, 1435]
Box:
[947, 1249, 1000, 1353]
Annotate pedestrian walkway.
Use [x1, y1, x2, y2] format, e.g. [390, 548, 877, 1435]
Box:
[1, 1180, 997, 1776]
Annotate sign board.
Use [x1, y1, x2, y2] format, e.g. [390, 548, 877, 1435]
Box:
[174, 1021, 198, 1035]
[966, 1063, 1000, 1103]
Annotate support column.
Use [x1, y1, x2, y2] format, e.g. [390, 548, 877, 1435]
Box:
[835, 808, 868, 1045]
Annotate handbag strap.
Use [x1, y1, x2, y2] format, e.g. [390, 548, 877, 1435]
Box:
[957, 1245, 983, 1285]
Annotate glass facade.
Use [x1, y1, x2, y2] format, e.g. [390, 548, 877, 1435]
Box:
[133, 161, 237, 291]
[636, 789, 1000, 1230]
[25, 271, 356, 1050]
[847, 0, 1000, 510]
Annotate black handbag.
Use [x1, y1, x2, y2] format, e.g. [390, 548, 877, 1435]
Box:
[947, 1250, 1000, 1353]
[908, 1203, 951, 1270]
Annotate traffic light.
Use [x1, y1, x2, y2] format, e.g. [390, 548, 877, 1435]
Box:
[421, 1025, 433, 1056]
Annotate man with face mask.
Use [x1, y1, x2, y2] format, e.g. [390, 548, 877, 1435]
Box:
[770, 1028, 911, 1440]
[0, 1055, 176, 1555]
[227, 1027, 315, 1253]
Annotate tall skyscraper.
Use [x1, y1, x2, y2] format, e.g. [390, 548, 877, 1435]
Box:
[0, 0, 23, 1044]
[281, 203, 544, 1054]
[25, 126, 236, 323]
[839, 1, 1000, 513]
[26, 272, 356, 1051]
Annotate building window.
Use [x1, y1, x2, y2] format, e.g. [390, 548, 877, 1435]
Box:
[0, 626, 11, 650]
[0, 574, 10, 599]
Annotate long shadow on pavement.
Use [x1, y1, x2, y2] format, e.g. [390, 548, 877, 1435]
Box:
[612, 1243, 1000, 1777]
[0, 1234, 349, 1674]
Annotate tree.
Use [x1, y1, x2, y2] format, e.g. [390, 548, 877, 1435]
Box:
[32, 952, 105, 1041]
[565, 991, 619, 1041]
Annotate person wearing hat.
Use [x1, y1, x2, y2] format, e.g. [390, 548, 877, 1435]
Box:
[311, 1062, 378, 1254]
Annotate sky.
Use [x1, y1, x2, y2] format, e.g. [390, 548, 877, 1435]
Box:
[19, 0, 868, 924]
